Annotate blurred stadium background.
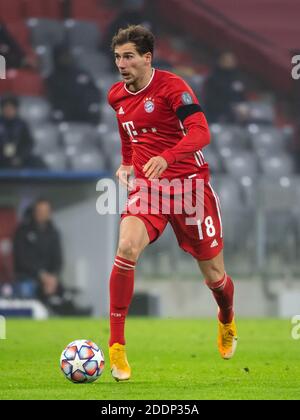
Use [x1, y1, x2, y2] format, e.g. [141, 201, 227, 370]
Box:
[0, 0, 299, 320]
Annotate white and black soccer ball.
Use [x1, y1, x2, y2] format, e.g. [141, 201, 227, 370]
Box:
[60, 340, 105, 383]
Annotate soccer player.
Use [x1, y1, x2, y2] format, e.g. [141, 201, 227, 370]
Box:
[107, 25, 237, 381]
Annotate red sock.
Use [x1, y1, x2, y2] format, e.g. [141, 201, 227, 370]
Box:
[206, 274, 234, 324]
[109, 256, 135, 347]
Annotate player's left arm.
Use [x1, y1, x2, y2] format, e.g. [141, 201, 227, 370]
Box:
[160, 111, 210, 165]
[143, 78, 210, 179]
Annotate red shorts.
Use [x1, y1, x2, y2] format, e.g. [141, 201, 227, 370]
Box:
[121, 179, 223, 261]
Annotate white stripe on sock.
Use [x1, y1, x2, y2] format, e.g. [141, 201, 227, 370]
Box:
[114, 262, 134, 270]
[115, 258, 135, 268]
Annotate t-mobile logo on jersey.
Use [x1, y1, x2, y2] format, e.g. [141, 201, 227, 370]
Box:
[122, 121, 138, 141]
[122, 121, 157, 142]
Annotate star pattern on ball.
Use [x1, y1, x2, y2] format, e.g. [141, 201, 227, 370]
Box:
[67, 351, 86, 373]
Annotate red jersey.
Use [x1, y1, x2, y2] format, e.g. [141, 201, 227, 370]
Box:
[108, 69, 211, 182]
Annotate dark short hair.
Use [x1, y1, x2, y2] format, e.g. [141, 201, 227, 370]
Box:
[1, 95, 19, 109]
[34, 197, 51, 208]
[111, 25, 155, 56]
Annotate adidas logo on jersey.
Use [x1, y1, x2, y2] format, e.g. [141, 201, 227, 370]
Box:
[118, 107, 125, 115]
[210, 239, 219, 248]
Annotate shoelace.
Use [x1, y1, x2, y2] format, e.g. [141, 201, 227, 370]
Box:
[222, 327, 235, 348]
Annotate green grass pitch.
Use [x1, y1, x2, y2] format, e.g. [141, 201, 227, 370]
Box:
[0, 318, 299, 400]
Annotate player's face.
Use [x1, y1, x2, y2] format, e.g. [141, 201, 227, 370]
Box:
[114, 43, 151, 87]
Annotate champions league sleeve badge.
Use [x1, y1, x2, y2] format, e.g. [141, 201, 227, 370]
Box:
[181, 92, 194, 105]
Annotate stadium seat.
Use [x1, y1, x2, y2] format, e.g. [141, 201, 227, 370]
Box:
[5, 21, 33, 57]
[23, 0, 63, 19]
[202, 145, 223, 173]
[42, 149, 67, 171]
[184, 74, 205, 100]
[70, 0, 117, 33]
[72, 50, 111, 81]
[109, 153, 122, 172]
[223, 151, 258, 177]
[248, 124, 286, 157]
[71, 0, 97, 19]
[31, 123, 61, 154]
[45, 0, 63, 19]
[60, 123, 97, 149]
[0, 0, 23, 21]
[65, 20, 101, 51]
[19, 96, 51, 125]
[96, 74, 119, 94]
[211, 124, 249, 151]
[27, 18, 65, 49]
[213, 177, 246, 249]
[95, 122, 110, 138]
[100, 131, 121, 157]
[23, 0, 44, 18]
[0, 77, 12, 95]
[259, 154, 295, 177]
[243, 101, 275, 124]
[7, 69, 45, 96]
[265, 209, 297, 260]
[239, 176, 257, 209]
[100, 103, 118, 130]
[214, 177, 244, 211]
[35, 45, 54, 78]
[259, 177, 298, 210]
[95, 122, 117, 157]
[295, 180, 300, 209]
[69, 149, 106, 171]
[259, 178, 299, 269]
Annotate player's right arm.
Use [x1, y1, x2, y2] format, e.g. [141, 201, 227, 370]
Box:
[115, 119, 134, 188]
[108, 85, 134, 188]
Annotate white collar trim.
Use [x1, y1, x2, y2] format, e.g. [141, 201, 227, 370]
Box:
[124, 68, 155, 95]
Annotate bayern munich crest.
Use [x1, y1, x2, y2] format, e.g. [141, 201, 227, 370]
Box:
[144, 98, 155, 113]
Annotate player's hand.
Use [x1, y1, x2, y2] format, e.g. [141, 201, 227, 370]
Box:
[143, 156, 168, 180]
[116, 165, 134, 189]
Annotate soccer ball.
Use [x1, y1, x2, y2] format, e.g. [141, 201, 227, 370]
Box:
[60, 339, 105, 383]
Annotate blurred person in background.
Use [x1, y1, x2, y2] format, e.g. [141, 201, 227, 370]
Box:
[0, 22, 25, 69]
[0, 22, 37, 70]
[103, 0, 156, 53]
[13, 198, 88, 316]
[46, 45, 102, 124]
[204, 51, 246, 123]
[0, 96, 45, 169]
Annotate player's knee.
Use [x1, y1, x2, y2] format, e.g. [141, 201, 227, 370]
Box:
[117, 238, 141, 261]
[199, 261, 225, 284]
